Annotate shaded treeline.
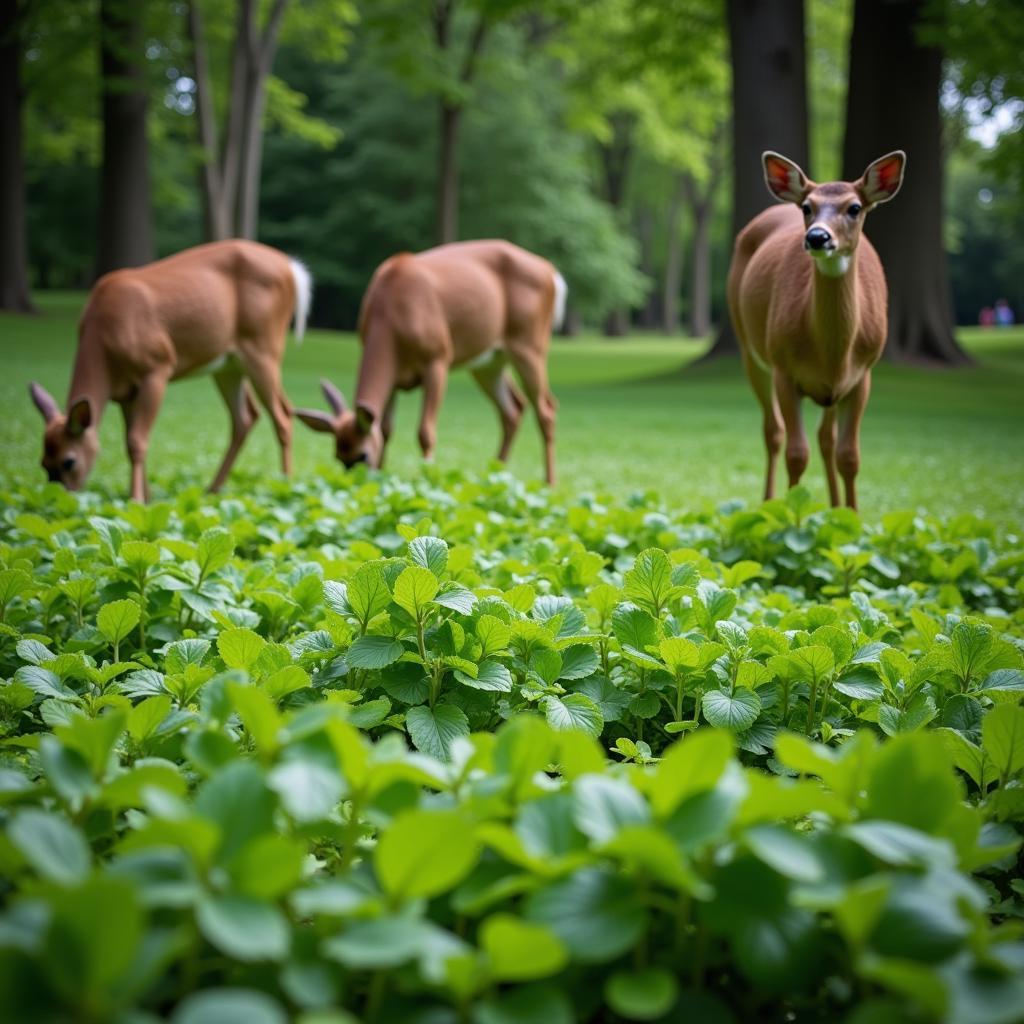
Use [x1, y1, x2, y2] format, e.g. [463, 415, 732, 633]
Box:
[1, 0, 1022, 354]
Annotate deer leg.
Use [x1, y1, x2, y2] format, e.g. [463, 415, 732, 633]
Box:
[507, 343, 558, 485]
[240, 350, 293, 477]
[418, 361, 448, 462]
[376, 394, 396, 469]
[836, 373, 871, 510]
[208, 365, 260, 493]
[472, 356, 525, 462]
[773, 371, 809, 490]
[818, 407, 840, 507]
[122, 373, 169, 503]
[742, 353, 783, 500]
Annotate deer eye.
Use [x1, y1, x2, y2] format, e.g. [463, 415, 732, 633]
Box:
[801, 203, 812, 216]
[847, 203, 862, 218]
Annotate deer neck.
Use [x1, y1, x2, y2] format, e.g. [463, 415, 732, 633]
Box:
[66, 333, 112, 423]
[806, 250, 861, 371]
[354, 327, 399, 421]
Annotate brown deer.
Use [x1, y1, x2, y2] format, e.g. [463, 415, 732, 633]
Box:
[295, 239, 565, 485]
[30, 240, 311, 503]
[727, 150, 905, 509]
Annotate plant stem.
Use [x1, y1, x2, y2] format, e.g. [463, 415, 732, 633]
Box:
[806, 675, 818, 733]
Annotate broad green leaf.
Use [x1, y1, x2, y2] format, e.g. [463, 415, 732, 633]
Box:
[649, 729, 734, 817]
[393, 565, 439, 620]
[196, 895, 290, 961]
[660, 636, 699, 672]
[476, 614, 511, 657]
[8, 808, 90, 884]
[526, 868, 646, 962]
[456, 659, 513, 692]
[97, 599, 140, 645]
[785, 645, 834, 682]
[702, 688, 761, 731]
[197, 528, 234, 577]
[172, 990, 287, 1024]
[375, 808, 479, 899]
[623, 548, 676, 614]
[217, 628, 267, 671]
[982, 703, 1024, 782]
[481, 914, 568, 981]
[606, 968, 679, 1021]
[542, 694, 603, 737]
[405, 703, 470, 760]
[346, 563, 392, 624]
[611, 602, 660, 652]
[947, 619, 994, 685]
[572, 774, 650, 844]
[346, 634, 404, 670]
[409, 535, 449, 577]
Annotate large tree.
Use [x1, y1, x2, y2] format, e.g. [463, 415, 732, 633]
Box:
[704, 0, 809, 358]
[186, 0, 350, 241]
[0, 0, 35, 312]
[96, 0, 154, 275]
[842, 0, 969, 364]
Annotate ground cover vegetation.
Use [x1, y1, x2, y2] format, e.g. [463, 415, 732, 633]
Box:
[1, 465, 1022, 1023]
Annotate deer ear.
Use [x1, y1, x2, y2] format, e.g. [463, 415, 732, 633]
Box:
[66, 397, 92, 437]
[762, 151, 811, 204]
[295, 409, 337, 434]
[320, 378, 348, 416]
[355, 404, 375, 436]
[30, 382, 60, 423]
[858, 151, 906, 206]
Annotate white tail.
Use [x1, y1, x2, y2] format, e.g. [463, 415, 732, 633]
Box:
[552, 270, 568, 331]
[290, 258, 313, 341]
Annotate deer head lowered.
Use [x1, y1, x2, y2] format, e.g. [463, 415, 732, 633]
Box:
[295, 379, 384, 469]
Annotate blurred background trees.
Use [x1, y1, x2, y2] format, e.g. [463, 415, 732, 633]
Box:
[2, 0, 1021, 354]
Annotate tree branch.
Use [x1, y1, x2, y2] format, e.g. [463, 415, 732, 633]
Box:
[459, 12, 488, 83]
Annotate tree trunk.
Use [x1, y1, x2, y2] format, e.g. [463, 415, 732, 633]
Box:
[600, 115, 635, 337]
[0, 0, 35, 312]
[186, 0, 287, 241]
[662, 174, 687, 333]
[843, 0, 969, 364]
[705, 0, 808, 357]
[689, 198, 713, 338]
[636, 206, 659, 329]
[436, 101, 461, 244]
[96, 0, 154, 276]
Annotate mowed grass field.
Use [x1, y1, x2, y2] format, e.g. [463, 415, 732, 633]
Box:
[2, 292, 1022, 528]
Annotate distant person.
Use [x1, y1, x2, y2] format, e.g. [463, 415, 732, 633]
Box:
[994, 298, 1015, 327]
[979, 306, 996, 327]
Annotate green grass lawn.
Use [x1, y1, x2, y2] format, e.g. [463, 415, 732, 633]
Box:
[2, 292, 1022, 528]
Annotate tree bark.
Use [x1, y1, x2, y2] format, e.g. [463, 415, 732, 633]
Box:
[186, 0, 288, 241]
[0, 0, 35, 312]
[600, 114, 635, 337]
[662, 174, 687, 333]
[705, 0, 809, 357]
[436, 101, 461, 244]
[843, 0, 969, 364]
[688, 193, 713, 338]
[96, 0, 154, 276]
[431, 5, 488, 245]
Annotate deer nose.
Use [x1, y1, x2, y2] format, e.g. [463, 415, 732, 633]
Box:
[805, 227, 833, 251]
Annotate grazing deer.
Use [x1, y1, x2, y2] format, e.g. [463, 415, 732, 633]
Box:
[727, 150, 905, 509]
[30, 240, 311, 503]
[296, 239, 565, 485]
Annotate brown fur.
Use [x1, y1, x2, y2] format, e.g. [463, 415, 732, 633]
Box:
[727, 151, 905, 508]
[30, 239, 302, 501]
[298, 239, 561, 484]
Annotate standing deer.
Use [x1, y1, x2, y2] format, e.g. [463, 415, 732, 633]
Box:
[30, 240, 311, 503]
[295, 240, 564, 485]
[727, 150, 905, 510]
